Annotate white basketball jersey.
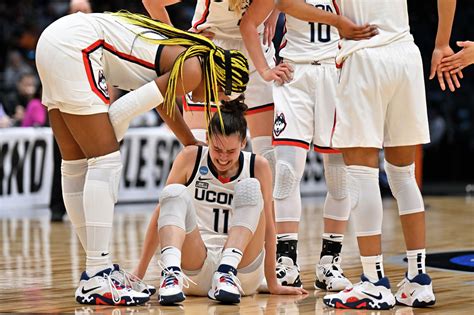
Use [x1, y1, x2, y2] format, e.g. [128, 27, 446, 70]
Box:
[185, 146, 256, 249]
[334, 0, 414, 65]
[191, 0, 264, 40]
[279, 0, 339, 63]
[83, 13, 165, 91]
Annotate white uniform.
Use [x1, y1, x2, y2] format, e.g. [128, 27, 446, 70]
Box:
[331, 0, 430, 148]
[36, 12, 163, 115]
[189, 0, 275, 113]
[182, 146, 264, 296]
[272, 0, 340, 153]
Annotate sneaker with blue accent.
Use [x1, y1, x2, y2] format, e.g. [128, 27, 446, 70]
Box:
[111, 264, 156, 296]
[395, 273, 435, 307]
[75, 265, 150, 305]
[158, 266, 194, 305]
[276, 256, 302, 288]
[208, 270, 243, 304]
[323, 275, 395, 310]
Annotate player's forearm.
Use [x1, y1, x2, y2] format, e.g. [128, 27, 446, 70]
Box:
[240, 21, 270, 76]
[142, 0, 174, 25]
[435, 0, 456, 47]
[277, 0, 339, 26]
[155, 105, 197, 146]
[135, 206, 161, 278]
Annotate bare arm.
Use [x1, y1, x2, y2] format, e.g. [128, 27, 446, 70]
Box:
[142, 0, 180, 25]
[276, 0, 377, 39]
[133, 146, 198, 278]
[430, 0, 460, 91]
[240, 0, 293, 84]
[255, 156, 307, 295]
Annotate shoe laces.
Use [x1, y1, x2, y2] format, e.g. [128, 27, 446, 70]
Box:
[113, 268, 149, 293]
[103, 272, 128, 304]
[276, 257, 295, 277]
[218, 272, 244, 294]
[157, 261, 196, 289]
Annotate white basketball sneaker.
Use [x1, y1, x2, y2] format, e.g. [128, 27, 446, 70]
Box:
[395, 273, 436, 307]
[110, 264, 156, 296]
[276, 256, 302, 288]
[158, 266, 193, 305]
[323, 275, 395, 310]
[75, 265, 150, 305]
[208, 271, 243, 304]
[315, 255, 351, 291]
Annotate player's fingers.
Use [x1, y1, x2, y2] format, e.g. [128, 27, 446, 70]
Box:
[451, 72, 461, 89]
[436, 69, 446, 90]
[443, 70, 455, 92]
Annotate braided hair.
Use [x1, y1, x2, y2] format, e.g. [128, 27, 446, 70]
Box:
[111, 11, 249, 128]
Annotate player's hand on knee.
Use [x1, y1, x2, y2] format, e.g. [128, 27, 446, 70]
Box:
[336, 16, 378, 40]
[268, 284, 308, 296]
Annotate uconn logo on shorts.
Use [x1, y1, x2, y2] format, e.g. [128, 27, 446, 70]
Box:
[273, 112, 287, 137]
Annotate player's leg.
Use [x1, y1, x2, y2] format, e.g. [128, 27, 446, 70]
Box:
[247, 110, 276, 180]
[157, 183, 207, 305]
[209, 178, 264, 303]
[316, 153, 352, 291]
[384, 42, 434, 307]
[182, 96, 211, 143]
[324, 49, 395, 310]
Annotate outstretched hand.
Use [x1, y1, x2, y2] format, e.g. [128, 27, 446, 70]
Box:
[336, 15, 378, 40]
[439, 41, 474, 75]
[430, 45, 462, 92]
[269, 284, 308, 296]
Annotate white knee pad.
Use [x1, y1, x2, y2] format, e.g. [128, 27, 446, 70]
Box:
[158, 184, 197, 233]
[191, 129, 207, 143]
[85, 151, 123, 204]
[273, 146, 307, 222]
[251, 136, 276, 182]
[384, 160, 424, 215]
[61, 158, 88, 248]
[347, 165, 383, 237]
[323, 154, 350, 221]
[109, 81, 164, 141]
[230, 178, 263, 233]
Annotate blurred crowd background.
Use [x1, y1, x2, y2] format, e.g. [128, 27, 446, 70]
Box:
[0, 0, 472, 193]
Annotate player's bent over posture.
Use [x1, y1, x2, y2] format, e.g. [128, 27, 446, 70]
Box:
[134, 97, 307, 305]
[36, 11, 249, 305]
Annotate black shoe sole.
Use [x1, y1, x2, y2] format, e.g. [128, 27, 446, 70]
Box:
[159, 292, 185, 305]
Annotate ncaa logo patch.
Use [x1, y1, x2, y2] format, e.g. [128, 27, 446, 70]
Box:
[273, 112, 287, 137]
[199, 166, 209, 175]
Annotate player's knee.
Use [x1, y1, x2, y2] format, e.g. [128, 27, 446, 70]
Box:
[384, 160, 425, 215]
[323, 153, 347, 200]
[230, 178, 263, 233]
[158, 184, 196, 233]
[86, 151, 122, 203]
[251, 136, 275, 178]
[347, 165, 383, 237]
[273, 160, 299, 199]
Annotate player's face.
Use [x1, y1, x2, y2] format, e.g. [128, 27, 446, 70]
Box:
[208, 133, 245, 173]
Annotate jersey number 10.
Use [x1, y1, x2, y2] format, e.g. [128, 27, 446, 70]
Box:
[213, 208, 230, 233]
[308, 4, 333, 43]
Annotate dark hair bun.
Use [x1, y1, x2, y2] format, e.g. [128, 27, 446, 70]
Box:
[220, 94, 247, 115]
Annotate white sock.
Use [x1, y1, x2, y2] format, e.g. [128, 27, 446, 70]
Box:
[407, 248, 426, 279]
[220, 248, 243, 270]
[361, 255, 384, 283]
[277, 233, 298, 242]
[161, 246, 182, 269]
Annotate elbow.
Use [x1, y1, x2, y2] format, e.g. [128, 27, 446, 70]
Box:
[276, 0, 291, 13]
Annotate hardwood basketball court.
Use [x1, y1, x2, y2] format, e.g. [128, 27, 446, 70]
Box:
[1, 196, 473, 314]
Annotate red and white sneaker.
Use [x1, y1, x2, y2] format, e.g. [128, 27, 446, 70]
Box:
[323, 275, 395, 310]
[158, 265, 194, 305]
[208, 271, 243, 304]
[75, 265, 149, 305]
[395, 273, 435, 307]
